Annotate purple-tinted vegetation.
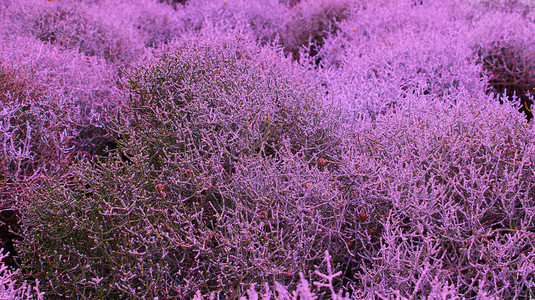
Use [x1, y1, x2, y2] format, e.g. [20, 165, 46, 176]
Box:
[1, 0, 535, 298]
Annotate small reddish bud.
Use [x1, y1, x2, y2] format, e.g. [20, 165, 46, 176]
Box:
[358, 212, 368, 222]
[317, 158, 328, 167]
[156, 183, 167, 198]
[259, 211, 268, 219]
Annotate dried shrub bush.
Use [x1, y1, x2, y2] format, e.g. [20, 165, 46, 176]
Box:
[465, 8, 535, 121]
[33, 4, 135, 65]
[477, 44, 535, 121]
[316, 6, 481, 123]
[0, 34, 123, 119]
[182, 0, 352, 66]
[0, 64, 61, 179]
[0, 63, 71, 269]
[135, 11, 184, 48]
[0, 249, 43, 299]
[16, 29, 348, 298]
[474, 0, 535, 21]
[100, 0, 191, 49]
[0, 27, 128, 160]
[279, 0, 350, 64]
[193, 251, 352, 299]
[158, 0, 188, 9]
[2, 0, 535, 298]
[344, 94, 535, 298]
[306, 1, 535, 297]
[317, 0, 476, 68]
[333, 92, 535, 298]
[0, 29, 123, 276]
[3, 0, 140, 66]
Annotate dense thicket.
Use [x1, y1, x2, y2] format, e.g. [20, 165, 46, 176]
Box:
[1, 0, 535, 298]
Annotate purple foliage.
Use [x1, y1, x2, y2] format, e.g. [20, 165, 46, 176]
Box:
[0, 0, 534, 298]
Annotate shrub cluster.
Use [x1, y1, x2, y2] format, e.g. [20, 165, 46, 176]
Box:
[0, 64, 65, 179]
[0, 249, 43, 299]
[0, 2, 129, 293]
[4, 0, 140, 66]
[0, 62, 72, 268]
[181, 0, 353, 65]
[1, 0, 535, 298]
[315, 0, 484, 122]
[335, 92, 535, 298]
[277, 0, 350, 63]
[467, 10, 535, 121]
[477, 44, 535, 121]
[16, 29, 348, 298]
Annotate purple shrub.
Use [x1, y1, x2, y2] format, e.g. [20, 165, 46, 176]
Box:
[3, 0, 142, 66]
[0, 249, 43, 299]
[333, 91, 535, 298]
[474, 0, 535, 21]
[183, 0, 353, 65]
[0, 4, 130, 277]
[477, 44, 535, 121]
[304, 0, 535, 297]
[0, 25, 127, 157]
[1, 0, 535, 298]
[15, 28, 347, 298]
[312, 0, 484, 126]
[466, 8, 535, 121]
[0, 61, 72, 282]
[159, 0, 188, 9]
[278, 0, 350, 63]
[102, 0, 191, 49]
[0, 64, 63, 178]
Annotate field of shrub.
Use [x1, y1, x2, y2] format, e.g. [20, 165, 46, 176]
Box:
[1, 0, 535, 298]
